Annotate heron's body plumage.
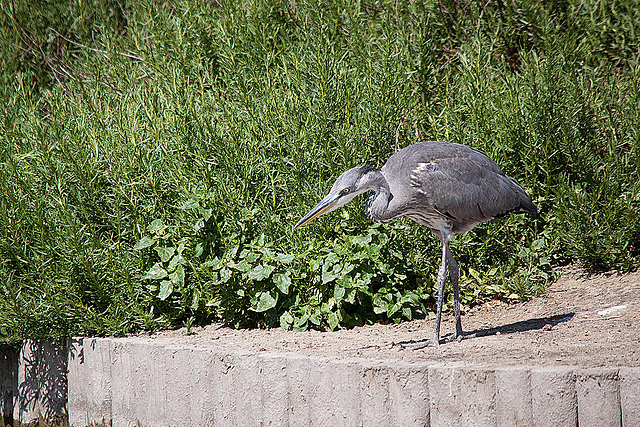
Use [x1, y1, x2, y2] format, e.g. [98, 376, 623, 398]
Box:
[366, 141, 538, 234]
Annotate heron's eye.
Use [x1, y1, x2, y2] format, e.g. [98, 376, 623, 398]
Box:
[341, 188, 350, 195]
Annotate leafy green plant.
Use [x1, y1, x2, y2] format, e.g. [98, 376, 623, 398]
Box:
[0, 0, 638, 340]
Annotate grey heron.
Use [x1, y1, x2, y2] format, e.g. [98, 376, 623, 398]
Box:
[293, 141, 539, 348]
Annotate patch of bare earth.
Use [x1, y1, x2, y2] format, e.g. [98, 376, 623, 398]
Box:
[149, 267, 640, 368]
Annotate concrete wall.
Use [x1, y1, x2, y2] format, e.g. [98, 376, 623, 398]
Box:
[0, 345, 18, 425]
[0, 340, 67, 425]
[66, 338, 639, 427]
[0, 338, 638, 426]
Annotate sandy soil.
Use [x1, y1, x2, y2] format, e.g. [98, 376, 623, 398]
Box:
[149, 267, 640, 368]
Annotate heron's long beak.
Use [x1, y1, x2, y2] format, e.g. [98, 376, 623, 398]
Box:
[293, 194, 341, 230]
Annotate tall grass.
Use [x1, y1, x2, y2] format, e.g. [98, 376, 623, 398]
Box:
[1, 0, 638, 340]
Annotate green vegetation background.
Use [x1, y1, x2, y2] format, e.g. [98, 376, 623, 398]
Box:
[1, 0, 638, 340]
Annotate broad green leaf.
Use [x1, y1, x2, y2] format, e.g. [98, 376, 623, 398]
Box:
[309, 258, 322, 271]
[280, 311, 294, 329]
[144, 263, 168, 280]
[334, 286, 345, 300]
[169, 264, 185, 287]
[168, 254, 186, 271]
[387, 302, 401, 317]
[321, 265, 340, 284]
[176, 241, 186, 255]
[158, 280, 173, 300]
[276, 253, 295, 264]
[147, 219, 166, 234]
[327, 312, 339, 331]
[350, 234, 372, 247]
[309, 312, 321, 325]
[261, 247, 274, 260]
[193, 218, 205, 233]
[373, 305, 386, 314]
[219, 267, 232, 283]
[245, 251, 261, 263]
[199, 207, 212, 222]
[194, 243, 204, 258]
[134, 236, 155, 250]
[190, 290, 200, 310]
[252, 292, 277, 312]
[155, 246, 175, 263]
[181, 198, 199, 210]
[273, 272, 291, 294]
[321, 299, 335, 313]
[346, 289, 356, 304]
[248, 264, 275, 281]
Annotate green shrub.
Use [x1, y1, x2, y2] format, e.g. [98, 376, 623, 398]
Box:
[0, 0, 638, 340]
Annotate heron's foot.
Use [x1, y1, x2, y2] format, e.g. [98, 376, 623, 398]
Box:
[395, 338, 435, 350]
[441, 331, 477, 343]
[395, 332, 476, 351]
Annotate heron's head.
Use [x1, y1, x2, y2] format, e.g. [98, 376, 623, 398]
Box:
[293, 166, 377, 230]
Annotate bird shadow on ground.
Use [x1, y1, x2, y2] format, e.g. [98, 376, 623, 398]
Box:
[393, 313, 575, 349]
[464, 312, 575, 338]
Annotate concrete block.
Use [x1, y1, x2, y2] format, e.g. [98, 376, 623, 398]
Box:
[135, 341, 167, 426]
[576, 368, 621, 427]
[307, 357, 337, 427]
[189, 347, 217, 427]
[531, 366, 577, 427]
[111, 339, 167, 426]
[211, 352, 239, 426]
[495, 366, 533, 427]
[429, 364, 497, 427]
[110, 340, 135, 426]
[67, 338, 112, 427]
[164, 345, 194, 427]
[13, 339, 67, 424]
[0, 345, 18, 425]
[286, 354, 311, 426]
[259, 353, 289, 427]
[328, 358, 362, 427]
[360, 361, 392, 426]
[620, 367, 640, 427]
[388, 363, 429, 427]
[235, 353, 265, 427]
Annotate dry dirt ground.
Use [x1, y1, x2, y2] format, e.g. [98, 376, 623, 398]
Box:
[150, 267, 640, 368]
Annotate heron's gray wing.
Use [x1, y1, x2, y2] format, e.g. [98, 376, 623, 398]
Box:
[386, 142, 535, 232]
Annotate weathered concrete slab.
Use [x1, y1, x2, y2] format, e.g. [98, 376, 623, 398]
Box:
[620, 367, 640, 427]
[531, 366, 577, 427]
[189, 347, 217, 426]
[388, 362, 429, 426]
[429, 364, 497, 427]
[68, 338, 112, 427]
[308, 357, 340, 427]
[259, 353, 289, 426]
[576, 368, 621, 427]
[110, 339, 138, 426]
[164, 345, 194, 426]
[328, 358, 362, 427]
[495, 366, 533, 426]
[1, 338, 638, 426]
[13, 340, 67, 425]
[285, 354, 311, 426]
[0, 345, 18, 425]
[235, 352, 265, 427]
[360, 361, 393, 426]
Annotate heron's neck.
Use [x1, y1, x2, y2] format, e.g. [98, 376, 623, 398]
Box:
[363, 170, 393, 223]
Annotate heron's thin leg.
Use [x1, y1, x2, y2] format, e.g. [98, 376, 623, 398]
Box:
[431, 240, 448, 347]
[445, 246, 462, 339]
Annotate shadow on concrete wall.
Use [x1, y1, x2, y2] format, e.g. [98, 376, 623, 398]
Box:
[0, 345, 18, 425]
[16, 340, 68, 424]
